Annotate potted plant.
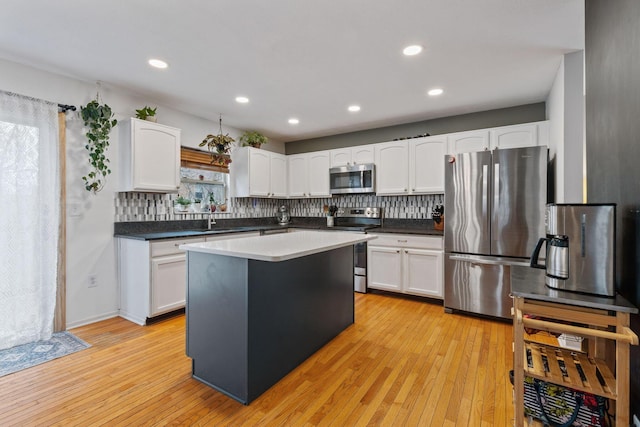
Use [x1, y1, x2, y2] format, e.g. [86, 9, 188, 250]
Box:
[135, 106, 157, 122]
[174, 196, 191, 212]
[200, 115, 234, 166]
[209, 194, 217, 212]
[239, 130, 268, 148]
[80, 99, 118, 194]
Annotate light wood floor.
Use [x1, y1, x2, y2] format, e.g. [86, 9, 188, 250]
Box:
[0, 293, 516, 426]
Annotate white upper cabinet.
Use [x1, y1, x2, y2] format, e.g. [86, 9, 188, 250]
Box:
[448, 121, 550, 154]
[287, 154, 308, 198]
[375, 141, 409, 195]
[231, 147, 287, 198]
[447, 130, 490, 154]
[330, 146, 374, 167]
[119, 118, 181, 192]
[376, 137, 446, 195]
[307, 151, 331, 197]
[409, 136, 447, 194]
[288, 151, 331, 198]
[490, 121, 549, 149]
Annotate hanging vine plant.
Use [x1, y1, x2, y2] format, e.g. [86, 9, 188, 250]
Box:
[199, 115, 234, 166]
[80, 99, 117, 193]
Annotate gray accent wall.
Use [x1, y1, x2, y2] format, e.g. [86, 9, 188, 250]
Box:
[585, 0, 640, 415]
[285, 103, 546, 154]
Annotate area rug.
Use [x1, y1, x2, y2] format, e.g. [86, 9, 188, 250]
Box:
[0, 332, 90, 377]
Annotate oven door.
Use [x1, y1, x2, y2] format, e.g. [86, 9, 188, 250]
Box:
[354, 241, 367, 293]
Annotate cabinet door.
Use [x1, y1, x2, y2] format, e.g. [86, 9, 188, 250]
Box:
[447, 130, 490, 154]
[375, 142, 409, 195]
[248, 149, 271, 197]
[288, 155, 308, 197]
[150, 253, 186, 316]
[403, 248, 443, 298]
[131, 119, 181, 191]
[351, 146, 374, 165]
[367, 246, 402, 291]
[307, 151, 331, 196]
[490, 123, 539, 149]
[330, 149, 352, 167]
[270, 153, 288, 197]
[410, 136, 447, 193]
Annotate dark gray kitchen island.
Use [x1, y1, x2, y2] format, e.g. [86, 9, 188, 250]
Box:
[180, 230, 374, 404]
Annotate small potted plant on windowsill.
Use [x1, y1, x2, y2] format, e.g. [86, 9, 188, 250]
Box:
[174, 196, 191, 212]
[239, 130, 268, 148]
[135, 106, 157, 122]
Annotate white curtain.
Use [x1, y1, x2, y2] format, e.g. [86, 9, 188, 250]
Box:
[0, 91, 60, 350]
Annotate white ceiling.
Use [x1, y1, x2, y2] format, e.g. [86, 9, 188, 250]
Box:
[0, 0, 584, 142]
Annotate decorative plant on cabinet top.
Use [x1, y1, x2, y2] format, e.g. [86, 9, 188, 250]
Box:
[200, 115, 234, 167]
[135, 106, 157, 122]
[80, 99, 118, 194]
[239, 130, 268, 148]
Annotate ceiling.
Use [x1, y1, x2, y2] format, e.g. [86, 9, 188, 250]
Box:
[0, 1, 584, 142]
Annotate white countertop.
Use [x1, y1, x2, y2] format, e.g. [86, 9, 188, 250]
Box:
[180, 230, 376, 262]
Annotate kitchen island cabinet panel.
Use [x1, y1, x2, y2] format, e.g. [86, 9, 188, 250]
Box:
[185, 245, 354, 404]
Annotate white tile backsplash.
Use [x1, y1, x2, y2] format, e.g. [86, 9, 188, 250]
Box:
[115, 192, 443, 222]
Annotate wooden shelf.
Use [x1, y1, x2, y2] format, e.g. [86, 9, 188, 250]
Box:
[513, 297, 638, 427]
[523, 341, 616, 399]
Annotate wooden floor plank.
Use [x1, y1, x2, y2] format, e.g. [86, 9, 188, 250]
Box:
[0, 293, 515, 426]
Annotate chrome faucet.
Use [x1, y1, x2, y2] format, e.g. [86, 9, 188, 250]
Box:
[208, 214, 216, 230]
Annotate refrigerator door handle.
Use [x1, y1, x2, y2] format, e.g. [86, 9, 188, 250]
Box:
[482, 164, 488, 219]
[448, 255, 531, 267]
[494, 162, 500, 215]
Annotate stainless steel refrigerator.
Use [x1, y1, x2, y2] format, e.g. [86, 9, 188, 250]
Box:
[444, 146, 548, 319]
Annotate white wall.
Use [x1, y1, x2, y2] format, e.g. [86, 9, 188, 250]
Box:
[546, 51, 585, 203]
[0, 58, 275, 327]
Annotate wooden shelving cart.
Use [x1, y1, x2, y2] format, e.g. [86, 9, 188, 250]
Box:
[511, 267, 638, 427]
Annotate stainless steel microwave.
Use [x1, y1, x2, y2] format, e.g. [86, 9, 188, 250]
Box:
[329, 164, 375, 195]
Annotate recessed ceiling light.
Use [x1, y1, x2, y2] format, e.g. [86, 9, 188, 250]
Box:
[235, 96, 249, 104]
[428, 88, 444, 96]
[403, 45, 423, 56]
[148, 58, 168, 69]
[348, 105, 361, 112]
[288, 118, 299, 125]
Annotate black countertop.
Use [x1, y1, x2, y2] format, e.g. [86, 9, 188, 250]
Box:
[511, 266, 638, 314]
[114, 217, 443, 241]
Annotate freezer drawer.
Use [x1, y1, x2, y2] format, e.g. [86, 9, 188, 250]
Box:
[444, 254, 527, 319]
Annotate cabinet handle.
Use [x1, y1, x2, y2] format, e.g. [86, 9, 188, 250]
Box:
[397, 239, 408, 243]
[404, 188, 408, 192]
[396, 250, 400, 253]
[405, 250, 408, 254]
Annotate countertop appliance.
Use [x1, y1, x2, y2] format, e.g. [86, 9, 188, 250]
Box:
[276, 205, 290, 225]
[334, 207, 383, 293]
[329, 163, 375, 195]
[444, 146, 548, 319]
[530, 203, 615, 297]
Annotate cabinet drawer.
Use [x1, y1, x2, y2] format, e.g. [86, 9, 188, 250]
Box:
[368, 233, 443, 250]
[151, 237, 205, 257]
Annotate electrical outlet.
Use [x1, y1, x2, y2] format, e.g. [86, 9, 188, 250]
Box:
[633, 414, 639, 427]
[87, 274, 98, 288]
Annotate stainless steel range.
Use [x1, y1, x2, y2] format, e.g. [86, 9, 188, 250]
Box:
[334, 207, 382, 293]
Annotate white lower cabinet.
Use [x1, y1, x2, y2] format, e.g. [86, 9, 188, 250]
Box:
[367, 233, 443, 298]
[118, 236, 204, 325]
[118, 232, 260, 325]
